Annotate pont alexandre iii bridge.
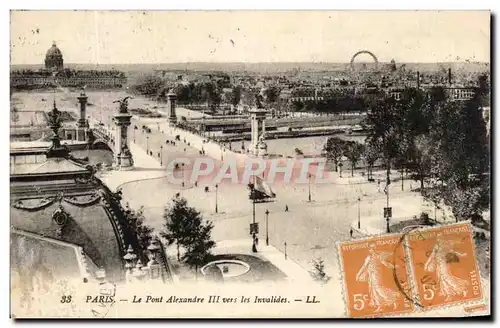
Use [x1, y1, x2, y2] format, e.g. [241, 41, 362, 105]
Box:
[10, 90, 179, 172]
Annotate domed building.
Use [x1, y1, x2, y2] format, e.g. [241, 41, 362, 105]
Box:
[10, 94, 172, 315]
[45, 42, 64, 71]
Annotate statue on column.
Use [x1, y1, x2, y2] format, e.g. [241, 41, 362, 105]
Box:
[257, 131, 268, 155]
[255, 93, 264, 109]
[113, 96, 133, 114]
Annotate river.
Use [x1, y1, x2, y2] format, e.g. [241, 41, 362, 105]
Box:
[230, 134, 366, 157]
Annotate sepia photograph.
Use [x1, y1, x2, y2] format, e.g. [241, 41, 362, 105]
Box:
[8, 10, 491, 319]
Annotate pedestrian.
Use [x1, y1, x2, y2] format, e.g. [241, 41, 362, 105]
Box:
[350, 228, 354, 238]
[377, 179, 381, 193]
[285, 205, 289, 212]
[195, 181, 198, 187]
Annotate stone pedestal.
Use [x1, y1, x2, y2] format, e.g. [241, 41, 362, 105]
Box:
[76, 93, 89, 142]
[167, 90, 177, 125]
[249, 107, 268, 156]
[113, 113, 134, 170]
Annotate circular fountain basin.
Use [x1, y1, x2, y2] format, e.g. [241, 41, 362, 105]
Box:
[201, 259, 250, 278]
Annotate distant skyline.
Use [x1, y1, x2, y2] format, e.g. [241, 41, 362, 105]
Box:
[10, 11, 490, 65]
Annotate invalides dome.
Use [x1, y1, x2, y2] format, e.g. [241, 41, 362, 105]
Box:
[45, 42, 64, 71]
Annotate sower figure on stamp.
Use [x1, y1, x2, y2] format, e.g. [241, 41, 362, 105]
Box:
[356, 244, 400, 312]
[424, 233, 469, 301]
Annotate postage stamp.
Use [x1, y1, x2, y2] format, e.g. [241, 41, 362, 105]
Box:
[405, 222, 483, 309]
[338, 234, 415, 318]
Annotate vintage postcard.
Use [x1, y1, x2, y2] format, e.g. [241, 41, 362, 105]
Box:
[9, 10, 491, 319]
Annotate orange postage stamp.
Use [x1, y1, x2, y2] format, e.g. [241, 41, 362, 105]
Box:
[405, 222, 483, 309]
[338, 234, 415, 318]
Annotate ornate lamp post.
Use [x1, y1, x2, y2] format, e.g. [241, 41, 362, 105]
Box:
[265, 209, 269, 246]
[215, 184, 219, 214]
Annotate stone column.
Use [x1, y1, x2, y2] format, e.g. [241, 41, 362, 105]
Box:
[77, 92, 89, 141]
[167, 90, 177, 125]
[250, 114, 257, 153]
[113, 113, 133, 170]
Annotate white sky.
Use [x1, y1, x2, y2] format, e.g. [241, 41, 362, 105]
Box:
[10, 10, 490, 64]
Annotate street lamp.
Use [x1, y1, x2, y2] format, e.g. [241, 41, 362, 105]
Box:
[357, 197, 361, 229]
[181, 163, 185, 188]
[308, 173, 312, 202]
[265, 209, 269, 246]
[215, 184, 219, 214]
[248, 182, 257, 253]
[160, 145, 163, 166]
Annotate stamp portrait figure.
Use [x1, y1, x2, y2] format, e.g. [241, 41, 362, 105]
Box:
[356, 244, 400, 312]
[424, 233, 469, 301]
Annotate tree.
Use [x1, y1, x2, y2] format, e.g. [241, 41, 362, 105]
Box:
[408, 134, 435, 192]
[11, 105, 19, 125]
[414, 88, 489, 223]
[291, 100, 304, 112]
[128, 206, 154, 263]
[263, 86, 280, 107]
[182, 219, 216, 279]
[161, 197, 192, 260]
[344, 141, 364, 177]
[309, 258, 330, 285]
[324, 137, 346, 172]
[477, 73, 490, 107]
[361, 140, 379, 181]
[161, 197, 216, 275]
[230, 85, 242, 109]
[365, 90, 410, 190]
[130, 74, 164, 97]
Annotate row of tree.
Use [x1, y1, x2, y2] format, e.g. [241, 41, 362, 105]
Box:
[323, 137, 366, 178]
[362, 81, 489, 223]
[128, 74, 391, 115]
